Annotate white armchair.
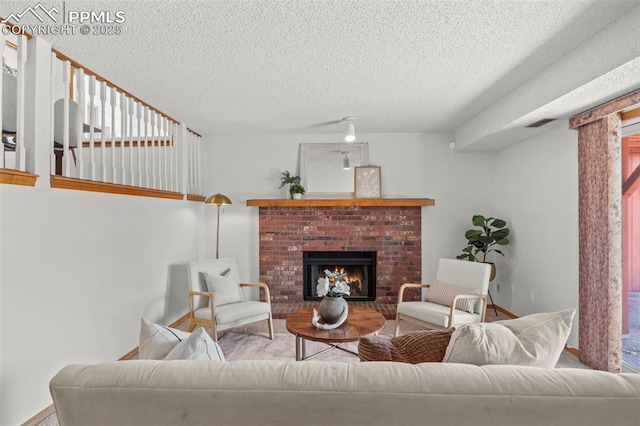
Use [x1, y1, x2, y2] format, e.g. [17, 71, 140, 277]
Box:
[395, 259, 491, 336]
[187, 258, 274, 342]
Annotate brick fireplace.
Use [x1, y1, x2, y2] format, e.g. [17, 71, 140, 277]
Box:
[248, 198, 434, 305]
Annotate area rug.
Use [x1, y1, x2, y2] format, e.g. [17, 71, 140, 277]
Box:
[218, 331, 590, 368]
[218, 332, 360, 363]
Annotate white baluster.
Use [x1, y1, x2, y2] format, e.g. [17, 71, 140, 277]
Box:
[61, 61, 71, 176]
[191, 133, 197, 194]
[151, 111, 162, 189]
[163, 118, 170, 191]
[151, 112, 157, 189]
[99, 81, 107, 181]
[128, 97, 135, 185]
[169, 121, 178, 191]
[49, 53, 57, 173]
[159, 117, 166, 190]
[185, 132, 190, 193]
[143, 107, 150, 188]
[110, 87, 117, 182]
[137, 103, 143, 187]
[88, 75, 96, 180]
[15, 35, 27, 171]
[167, 121, 174, 191]
[186, 132, 191, 194]
[196, 135, 202, 195]
[74, 69, 85, 178]
[0, 32, 4, 168]
[120, 92, 127, 185]
[156, 114, 162, 189]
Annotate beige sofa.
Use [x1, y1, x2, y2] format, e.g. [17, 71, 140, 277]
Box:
[50, 359, 640, 426]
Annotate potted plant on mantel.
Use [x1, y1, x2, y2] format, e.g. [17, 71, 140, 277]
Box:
[456, 215, 510, 281]
[279, 170, 306, 199]
[289, 183, 305, 199]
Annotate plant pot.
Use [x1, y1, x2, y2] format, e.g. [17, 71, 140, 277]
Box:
[319, 296, 348, 324]
[484, 262, 496, 281]
[292, 193, 303, 200]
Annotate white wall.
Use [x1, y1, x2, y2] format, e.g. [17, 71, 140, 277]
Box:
[0, 184, 203, 425]
[200, 132, 495, 286]
[492, 126, 580, 347]
[0, 125, 580, 423]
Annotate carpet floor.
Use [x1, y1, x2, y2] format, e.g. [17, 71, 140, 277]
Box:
[217, 319, 590, 368]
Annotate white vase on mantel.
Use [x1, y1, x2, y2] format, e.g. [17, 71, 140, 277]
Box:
[292, 193, 303, 200]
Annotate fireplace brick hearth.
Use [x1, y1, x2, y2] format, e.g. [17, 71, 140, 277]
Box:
[256, 205, 424, 304]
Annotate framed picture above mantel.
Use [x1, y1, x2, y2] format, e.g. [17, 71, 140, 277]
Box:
[354, 166, 381, 198]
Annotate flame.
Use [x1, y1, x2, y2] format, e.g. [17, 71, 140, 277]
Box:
[314, 264, 369, 297]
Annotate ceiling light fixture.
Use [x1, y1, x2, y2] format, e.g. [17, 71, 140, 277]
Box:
[343, 116, 356, 142]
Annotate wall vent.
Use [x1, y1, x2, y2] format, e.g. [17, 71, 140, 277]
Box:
[526, 118, 557, 128]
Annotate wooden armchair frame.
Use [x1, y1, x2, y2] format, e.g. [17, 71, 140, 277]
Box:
[188, 282, 274, 342]
[395, 282, 487, 336]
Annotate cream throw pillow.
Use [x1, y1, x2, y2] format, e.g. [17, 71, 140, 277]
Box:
[203, 271, 243, 306]
[425, 279, 481, 313]
[443, 309, 576, 368]
[164, 327, 225, 361]
[138, 318, 191, 360]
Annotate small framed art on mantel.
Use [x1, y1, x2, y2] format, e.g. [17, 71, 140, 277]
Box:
[354, 166, 381, 198]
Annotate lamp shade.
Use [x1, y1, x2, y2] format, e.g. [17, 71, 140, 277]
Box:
[205, 193, 232, 206]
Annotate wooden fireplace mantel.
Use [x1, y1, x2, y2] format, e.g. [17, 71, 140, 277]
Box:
[246, 198, 435, 207]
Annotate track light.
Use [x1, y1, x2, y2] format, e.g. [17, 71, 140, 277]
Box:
[343, 116, 356, 142]
[343, 153, 350, 170]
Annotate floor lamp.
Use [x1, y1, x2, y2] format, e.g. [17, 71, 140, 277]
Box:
[205, 193, 232, 259]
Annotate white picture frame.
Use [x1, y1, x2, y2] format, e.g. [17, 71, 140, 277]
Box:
[299, 142, 369, 198]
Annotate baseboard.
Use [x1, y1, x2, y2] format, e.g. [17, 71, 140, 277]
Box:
[565, 346, 580, 357]
[489, 304, 518, 319]
[21, 405, 55, 426]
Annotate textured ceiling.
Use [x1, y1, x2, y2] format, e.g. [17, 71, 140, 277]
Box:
[2, 0, 639, 139]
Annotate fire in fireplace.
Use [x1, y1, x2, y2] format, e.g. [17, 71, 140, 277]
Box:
[303, 251, 376, 301]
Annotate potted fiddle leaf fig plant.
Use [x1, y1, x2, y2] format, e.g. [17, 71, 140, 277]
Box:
[279, 170, 305, 199]
[457, 215, 510, 281]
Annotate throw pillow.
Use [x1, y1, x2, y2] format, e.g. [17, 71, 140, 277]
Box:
[442, 309, 576, 368]
[138, 318, 191, 360]
[359, 329, 454, 363]
[425, 279, 482, 313]
[164, 327, 225, 361]
[203, 271, 243, 307]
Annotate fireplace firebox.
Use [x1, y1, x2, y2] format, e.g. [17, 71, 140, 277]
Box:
[303, 251, 376, 301]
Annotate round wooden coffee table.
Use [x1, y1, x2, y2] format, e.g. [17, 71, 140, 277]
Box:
[285, 305, 386, 361]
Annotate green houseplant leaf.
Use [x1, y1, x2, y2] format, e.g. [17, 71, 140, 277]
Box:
[458, 215, 510, 262]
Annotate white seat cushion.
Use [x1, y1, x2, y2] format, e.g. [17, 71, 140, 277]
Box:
[397, 301, 480, 328]
[195, 301, 270, 325]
